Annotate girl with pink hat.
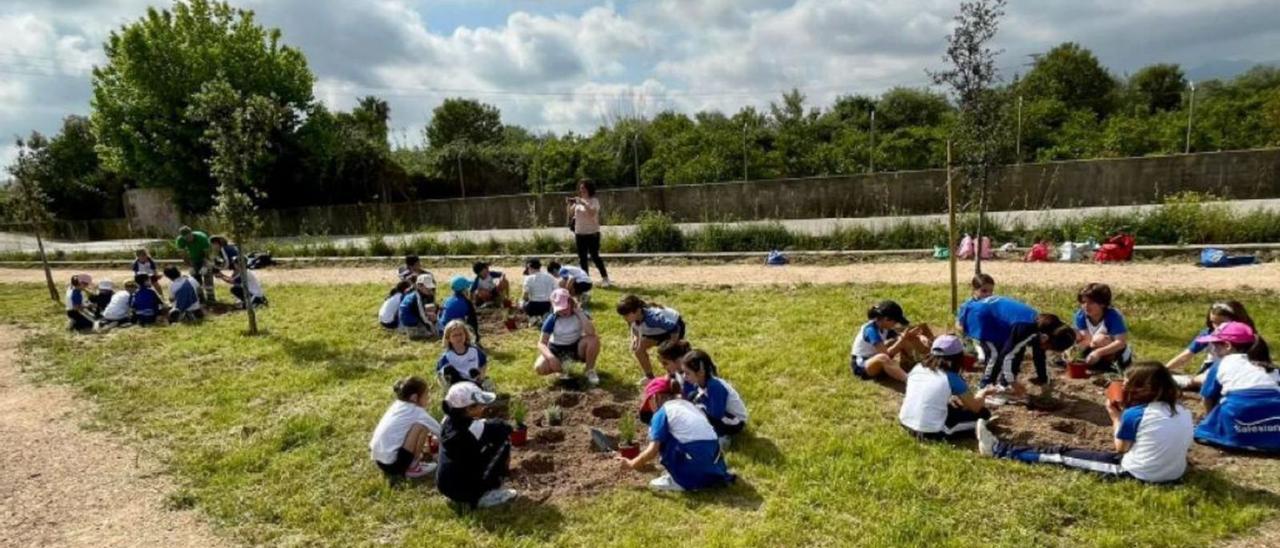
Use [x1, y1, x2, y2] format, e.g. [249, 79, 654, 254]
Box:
[1194, 322, 1280, 453]
[621, 377, 735, 492]
[533, 288, 601, 386]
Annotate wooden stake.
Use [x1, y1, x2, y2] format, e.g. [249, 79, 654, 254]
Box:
[947, 140, 958, 315]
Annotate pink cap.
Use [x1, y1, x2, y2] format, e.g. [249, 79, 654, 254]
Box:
[640, 376, 677, 413]
[551, 288, 572, 312]
[1196, 322, 1256, 345]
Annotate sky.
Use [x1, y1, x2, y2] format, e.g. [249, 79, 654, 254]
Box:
[2, 0, 1279, 169]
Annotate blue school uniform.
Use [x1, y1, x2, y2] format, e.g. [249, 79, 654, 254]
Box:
[171, 276, 201, 312]
[398, 291, 428, 327]
[436, 345, 488, 384]
[1196, 354, 1280, 453]
[132, 287, 161, 317]
[132, 257, 159, 277]
[633, 306, 684, 340]
[1074, 308, 1133, 367]
[649, 399, 734, 490]
[958, 297, 1038, 345]
[683, 377, 749, 435]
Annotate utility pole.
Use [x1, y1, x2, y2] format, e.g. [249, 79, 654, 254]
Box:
[1185, 81, 1196, 154]
[632, 131, 641, 187]
[1015, 95, 1023, 163]
[456, 147, 466, 198]
[742, 121, 749, 181]
[868, 109, 876, 173]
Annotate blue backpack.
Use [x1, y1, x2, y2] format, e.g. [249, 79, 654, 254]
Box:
[1200, 248, 1256, 268]
[766, 250, 789, 266]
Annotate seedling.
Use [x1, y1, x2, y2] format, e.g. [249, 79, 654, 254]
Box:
[619, 413, 637, 446]
[545, 405, 563, 426]
[511, 400, 527, 429]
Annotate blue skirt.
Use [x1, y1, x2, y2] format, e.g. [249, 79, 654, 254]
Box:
[660, 439, 734, 490]
[1195, 388, 1280, 453]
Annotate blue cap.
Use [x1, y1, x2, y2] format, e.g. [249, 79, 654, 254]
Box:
[450, 275, 471, 293]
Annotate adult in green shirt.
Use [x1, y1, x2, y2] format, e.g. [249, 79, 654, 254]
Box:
[175, 226, 216, 303]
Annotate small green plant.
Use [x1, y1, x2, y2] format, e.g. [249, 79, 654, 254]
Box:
[545, 405, 563, 426]
[619, 413, 636, 446]
[511, 400, 527, 428]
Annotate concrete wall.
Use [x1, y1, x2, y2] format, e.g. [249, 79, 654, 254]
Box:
[246, 148, 1280, 237]
[124, 188, 181, 236]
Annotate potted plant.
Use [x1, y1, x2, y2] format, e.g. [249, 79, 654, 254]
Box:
[617, 413, 640, 459]
[1064, 350, 1089, 379]
[545, 405, 563, 427]
[1105, 364, 1126, 406]
[510, 400, 528, 447]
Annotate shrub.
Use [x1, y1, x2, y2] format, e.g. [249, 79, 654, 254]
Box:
[689, 222, 794, 252]
[629, 211, 685, 252]
[366, 236, 394, 257]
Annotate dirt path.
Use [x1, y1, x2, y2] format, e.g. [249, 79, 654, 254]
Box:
[2, 261, 1278, 291]
[0, 326, 227, 547]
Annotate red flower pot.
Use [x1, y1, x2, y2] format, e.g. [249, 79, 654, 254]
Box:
[503, 317, 518, 331]
[1066, 361, 1089, 379]
[428, 435, 439, 455]
[1106, 380, 1126, 405]
[618, 444, 640, 459]
[510, 427, 528, 447]
[962, 354, 979, 372]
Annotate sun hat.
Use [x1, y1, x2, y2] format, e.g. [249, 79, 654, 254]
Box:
[98, 280, 114, 291]
[78, 274, 93, 286]
[1195, 321, 1256, 345]
[445, 381, 496, 409]
[639, 376, 677, 414]
[415, 272, 436, 289]
[930, 334, 964, 356]
[449, 275, 471, 294]
[872, 300, 910, 325]
[551, 288, 572, 312]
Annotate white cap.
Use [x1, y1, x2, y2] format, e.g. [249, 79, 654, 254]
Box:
[445, 381, 496, 409]
[416, 273, 436, 289]
[98, 280, 114, 290]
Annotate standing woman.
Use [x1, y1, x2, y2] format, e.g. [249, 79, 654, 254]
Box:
[568, 179, 611, 288]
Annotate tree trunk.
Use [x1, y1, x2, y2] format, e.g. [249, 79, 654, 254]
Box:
[974, 169, 987, 275]
[35, 230, 59, 303]
[237, 253, 258, 335]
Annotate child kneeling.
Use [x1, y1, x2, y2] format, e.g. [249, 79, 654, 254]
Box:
[368, 376, 441, 484]
[977, 362, 1193, 483]
[620, 377, 735, 492]
[437, 382, 518, 508]
[679, 349, 749, 445]
[899, 335, 993, 440]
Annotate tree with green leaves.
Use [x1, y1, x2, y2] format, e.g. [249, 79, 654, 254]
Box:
[931, 0, 1009, 275]
[6, 139, 61, 302]
[1129, 64, 1187, 114]
[91, 0, 313, 213]
[1019, 42, 1117, 119]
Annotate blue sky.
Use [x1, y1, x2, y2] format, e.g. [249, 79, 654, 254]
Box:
[2, 0, 1279, 166]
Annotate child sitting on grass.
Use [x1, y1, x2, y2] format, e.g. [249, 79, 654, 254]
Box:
[398, 254, 426, 283]
[438, 320, 489, 387]
[398, 274, 439, 340]
[850, 300, 932, 382]
[1167, 301, 1271, 389]
[131, 248, 162, 285]
[977, 361, 1192, 483]
[1193, 322, 1280, 453]
[65, 275, 95, 331]
[98, 281, 136, 330]
[1074, 283, 1133, 371]
[534, 289, 601, 386]
[379, 281, 411, 330]
[899, 335, 993, 440]
[616, 295, 685, 382]
[470, 261, 510, 308]
[521, 258, 556, 321]
[620, 376, 735, 492]
[437, 381, 517, 508]
[549, 261, 592, 301]
[131, 274, 164, 326]
[369, 376, 441, 484]
[679, 349, 749, 445]
[657, 339, 692, 377]
[440, 276, 480, 346]
[163, 267, 204, 323]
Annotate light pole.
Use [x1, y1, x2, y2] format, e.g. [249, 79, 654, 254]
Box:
[868, 109, 876, 173]
[742, 121, 749, 181]
[1015, 95, 1023, 163]
[1185, 81, 1196, 154]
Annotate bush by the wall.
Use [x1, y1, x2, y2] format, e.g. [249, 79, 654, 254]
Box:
[630, 211, 685, 253]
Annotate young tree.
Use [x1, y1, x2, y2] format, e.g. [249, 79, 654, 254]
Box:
[187, 79, 289, 335]
[6, 139, 61, 302]
[930, 0, 1009, 275]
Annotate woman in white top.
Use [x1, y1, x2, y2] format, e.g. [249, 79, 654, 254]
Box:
[567, 179, 611, 287]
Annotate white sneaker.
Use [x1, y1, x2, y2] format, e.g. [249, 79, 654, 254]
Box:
[477, 487, 518, 508]
[586, 370, 600, 386]
[976, 419, 998, 457]
[600, 278, 612, 288]
[648, 474, 685, 492]
[405, 461, 437, 479]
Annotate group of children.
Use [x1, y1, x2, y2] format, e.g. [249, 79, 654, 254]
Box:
[857, 274, 1280, 483]
[369, 257, 749, 504]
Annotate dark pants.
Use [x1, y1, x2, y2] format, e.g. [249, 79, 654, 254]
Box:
[191, 262, 216, 303]
[523, 301, 551, 317]
[710, 417, 746, 437]
[993, 442, 1128, 477]
[169, 308, 205, 323]
[66, 310, 94, 331]
[230, 286, 267, 307]
[903, 407, 992, 440]
[574, 232, 608, 279]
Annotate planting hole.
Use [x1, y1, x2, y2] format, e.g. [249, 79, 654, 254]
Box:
[555, 393, 582, 408]
[534, 429, 566, 444]
[591, 404, 623, 420]
[1051, 420, 1084, 435]
[520, 454, 555, 475]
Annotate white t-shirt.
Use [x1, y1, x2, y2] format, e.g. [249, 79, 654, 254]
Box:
[523, 272, 557, 303]
[379, 293, 404, 324]
[102, 291, 133, 321]
[368, 400, 441, 465]
[572, 197, 601, 235]
[1204, 354, 1280, 396]
[240, 270, 264, 299]
[654, 399, 718, 444]
[1116, 402, 1193, 483]
[542, 312, 585, 345]
[899, 366, 969, 433]
[559, 265, 591, 284]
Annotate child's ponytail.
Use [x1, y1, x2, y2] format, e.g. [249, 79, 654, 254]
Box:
[682, 349, 718, 379]
[392, 376, 428, 403]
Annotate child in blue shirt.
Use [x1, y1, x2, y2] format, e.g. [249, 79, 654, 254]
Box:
[619, 377, 735, 492]
[398, 274, 439, 340]
[1166, 301, 1270, 390]
[132, 248, 162, 285]
[957, 296, 1077, 393]
[850, 300, 932, 382]
[64, 275, 95, 331]
[678, 349, 749, 444]
[470, 261, 510, 308]
[616, 294, 685, 381]
[1194, 322, 1280, 453]
[1074, 283, 1133, 371]
[440, 276, 480, 346]
[163, 266, 204, 323]
[130, 274, 163, 326]
[437, 320, 489, 386]
[978, 362, 1193, 483]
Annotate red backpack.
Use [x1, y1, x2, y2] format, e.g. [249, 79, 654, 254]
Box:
[1024, 241, 1052, 262]
[1093, 233, 1135, 263]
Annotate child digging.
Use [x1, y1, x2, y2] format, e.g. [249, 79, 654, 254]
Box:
[437, 381, 518, 509]
[616, 295, 685, 382]
[899, 335, 994, 440]
[977, 361, 1193, 483]
[368, 376, 441, 484]
[620, 377, 736, 492]
[131, 274, 164, 326]
[470, 261, 511, 309]
[956, 295, 1077, 403]
[850, 300, 932, 382]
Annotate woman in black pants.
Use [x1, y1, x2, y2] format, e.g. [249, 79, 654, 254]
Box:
[568, 179, 611, 287]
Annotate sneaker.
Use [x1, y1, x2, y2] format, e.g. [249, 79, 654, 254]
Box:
[648, 474, 685, 492]
[600, 278, 613, 288]
[405, 461, 437, 479]
[586, 370, 600, 386]
[477, 487, 518, 508]
[976, 419, 998, 457]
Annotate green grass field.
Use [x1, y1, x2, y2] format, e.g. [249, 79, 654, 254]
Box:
[2, 281, 1278, 547]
